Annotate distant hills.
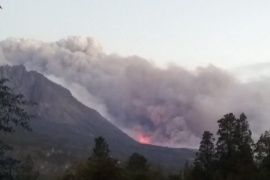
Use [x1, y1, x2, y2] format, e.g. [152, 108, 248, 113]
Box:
[0, 65, 195, 177]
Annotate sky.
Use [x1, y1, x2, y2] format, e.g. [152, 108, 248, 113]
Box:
[1, 0, 270, 69]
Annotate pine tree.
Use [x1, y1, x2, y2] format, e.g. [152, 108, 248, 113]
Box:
[92, 136, 110, 158]
[193, 131, 215, 180]
[215, 113, 255, 180]
[216, 113, 237, 159]
[76, 136, 124, 180]
[234, 113, 254, 158]
[233, 113, 255, 180]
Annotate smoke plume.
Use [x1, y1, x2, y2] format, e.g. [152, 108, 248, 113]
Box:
[0, 36, 269, 148]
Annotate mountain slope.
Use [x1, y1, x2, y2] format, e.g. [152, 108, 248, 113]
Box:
[0, 65, 195, 176]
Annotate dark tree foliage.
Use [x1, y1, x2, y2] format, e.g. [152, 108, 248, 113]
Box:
[167, 174, 182, 180]
[126, 152, 148, 172]
[255, 131, 270, 162]
[254, 131, 270, 179]
[58, 112, 270, 180]
[62, 173, 75, 180]
[126, 153, 149, 180]
[193, 131, 215, 180]
[234, 113, 254, 158]
[216, 113, 237, 159]
[86, 157, 123, 180]
[0, 79, 33, 180]
[180, 161, 193, 180]
[73, 136, 124, 180]
[87, 137, 123, 180]
[231, 113, 256, 180]
[125, 153, 167, 180]
[0, 79, 31, 133]
[15, 156, 39, 180]
[215, 113, 255, 180]
[65, 138, 167, 180]
[92, 136, 110, 158]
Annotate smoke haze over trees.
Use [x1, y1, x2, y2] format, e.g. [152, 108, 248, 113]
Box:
[0, 36, 270, 147]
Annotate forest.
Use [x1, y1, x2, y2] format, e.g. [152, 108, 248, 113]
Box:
[57, 113, 270, 180]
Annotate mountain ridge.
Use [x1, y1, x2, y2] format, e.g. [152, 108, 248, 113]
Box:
[0, 65, 196, 176]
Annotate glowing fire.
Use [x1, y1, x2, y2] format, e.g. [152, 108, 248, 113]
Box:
[136, 133, 151, 144]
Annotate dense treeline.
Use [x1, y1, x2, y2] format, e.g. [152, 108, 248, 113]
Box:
[57, 113, 270, 180]
[192, 113, 270, 180]
[58, 137, 166, 180]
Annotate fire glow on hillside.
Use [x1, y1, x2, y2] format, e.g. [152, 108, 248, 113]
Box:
[136, 133, 151, 144]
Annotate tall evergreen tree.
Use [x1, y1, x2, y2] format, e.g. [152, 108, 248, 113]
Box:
[234, 113, 254, 158]
[233, 113, 255, 180]
[215, 113, 255, 180]
[193, 131, 215, 180]
[92, 136, 110, 158]
[216, 113, 237, 159]
[76, 136, 124, 180]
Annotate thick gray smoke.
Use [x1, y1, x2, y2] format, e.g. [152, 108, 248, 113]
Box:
[0, 36, 269, 148]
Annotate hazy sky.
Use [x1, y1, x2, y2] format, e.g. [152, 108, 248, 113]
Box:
[1, 0, 270, 68]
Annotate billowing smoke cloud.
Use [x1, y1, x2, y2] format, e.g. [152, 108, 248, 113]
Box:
[0, 36, 270, 148]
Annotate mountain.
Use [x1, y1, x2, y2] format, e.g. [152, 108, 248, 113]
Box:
[0, 65, 195, 177]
